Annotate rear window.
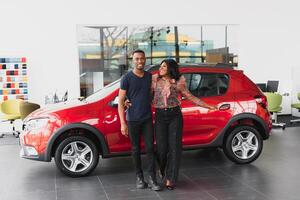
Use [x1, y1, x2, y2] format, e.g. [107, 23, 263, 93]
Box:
[183, 73, 229, 97]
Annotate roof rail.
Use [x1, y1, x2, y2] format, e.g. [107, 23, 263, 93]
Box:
[214, 63, 235, 69]
[145, 63, 235, 72]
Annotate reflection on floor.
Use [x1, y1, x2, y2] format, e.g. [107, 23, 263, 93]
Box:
[0, 127, 300, 200]
[277, 115, 300, 127]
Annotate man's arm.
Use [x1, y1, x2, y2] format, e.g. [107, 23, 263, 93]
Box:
[118, 89, 128, 137]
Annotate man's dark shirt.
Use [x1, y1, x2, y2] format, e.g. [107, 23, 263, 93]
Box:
[120, 70, 152, 121]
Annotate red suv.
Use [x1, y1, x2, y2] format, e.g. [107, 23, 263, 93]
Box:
[20, 64, 272, 177]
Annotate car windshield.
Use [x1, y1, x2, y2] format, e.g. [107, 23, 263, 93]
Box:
[85, 79, 120, 102]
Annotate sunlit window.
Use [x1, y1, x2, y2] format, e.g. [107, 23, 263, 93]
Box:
[77, 25, 239, 97]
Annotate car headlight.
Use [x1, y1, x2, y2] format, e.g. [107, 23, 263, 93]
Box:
[24, 118, 49, 132]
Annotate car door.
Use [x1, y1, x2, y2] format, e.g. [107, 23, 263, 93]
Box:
[180, 72, 230, 146]
[102, 90, 133, 153]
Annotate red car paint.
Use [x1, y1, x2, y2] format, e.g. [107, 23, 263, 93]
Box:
[20, 64, 272, 176]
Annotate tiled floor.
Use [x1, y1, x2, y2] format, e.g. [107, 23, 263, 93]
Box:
[277, 115, 300, 127]
[1, 127, 300, 200]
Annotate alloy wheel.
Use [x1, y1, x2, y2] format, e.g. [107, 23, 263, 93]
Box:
[231, 130, 258, 160]
[61, 141, 93, 173]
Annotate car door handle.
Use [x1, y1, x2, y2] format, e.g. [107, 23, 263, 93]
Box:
[219, 104, 230, 111]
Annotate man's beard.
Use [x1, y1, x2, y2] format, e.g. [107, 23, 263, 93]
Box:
[136, 65, 144, 70]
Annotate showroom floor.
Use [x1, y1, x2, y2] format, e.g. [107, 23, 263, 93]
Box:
[0, 127, 300, 200]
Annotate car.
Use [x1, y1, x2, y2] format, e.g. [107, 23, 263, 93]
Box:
[20, 63, 272, 177]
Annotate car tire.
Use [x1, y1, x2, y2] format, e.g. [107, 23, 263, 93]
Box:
[223, 125, 263, 164]
[55, 136, 99, 177]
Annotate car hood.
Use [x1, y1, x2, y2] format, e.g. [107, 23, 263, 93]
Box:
[27, 100, 87, 119]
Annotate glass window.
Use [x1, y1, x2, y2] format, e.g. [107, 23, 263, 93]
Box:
[77, 25, 238, 97]
[183, 73, 229, 97]
[202, 25, 228, 64]
[85, 79, 120, 103]
[176, 25, 203, 63]
[226, 25, 239, 66]
[190, 74, 202, 91]
[182, 73, 191, 89]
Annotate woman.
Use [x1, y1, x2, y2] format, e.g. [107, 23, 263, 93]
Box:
[152, 59, 217, 190]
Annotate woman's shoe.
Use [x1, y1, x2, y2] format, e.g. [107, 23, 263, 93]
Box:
[165, 180, 175, 190]
[166, 185, 174, 190]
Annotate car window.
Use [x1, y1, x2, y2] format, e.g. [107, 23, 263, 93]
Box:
[190, 74, 202, 91]
[183, 73, 229, 97]
[182, 74, 191, 89]
[85, 79, 120, 102]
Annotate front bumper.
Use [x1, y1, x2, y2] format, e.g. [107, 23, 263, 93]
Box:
[19, 130, 50, 162]
[20, 145, 38, 159]
[20, 145, 49, 161]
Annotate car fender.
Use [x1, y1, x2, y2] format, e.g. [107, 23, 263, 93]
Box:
[183, 112, 269, 150]
[44, 123, 109, 161]
[218, 112, 270, 143]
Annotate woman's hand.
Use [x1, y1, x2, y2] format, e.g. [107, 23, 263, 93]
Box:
[208, 105, 218, 111]
[198, 101, 218, 111]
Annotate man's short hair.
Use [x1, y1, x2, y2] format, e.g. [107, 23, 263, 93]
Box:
[132, 49, 145, 56]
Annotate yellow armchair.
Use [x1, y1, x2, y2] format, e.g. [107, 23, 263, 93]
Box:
[19, 101, 40, 120]
[0, 99, 22, 138]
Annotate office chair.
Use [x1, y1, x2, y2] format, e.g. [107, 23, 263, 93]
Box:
[0, 99, 22, 138]
[264, 92, 286, 129]
[291, 92, 300, 124]
[19, 101, 40, 120]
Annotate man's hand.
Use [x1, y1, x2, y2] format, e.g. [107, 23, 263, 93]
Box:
[121, 122, 129, 137]
[124, 100, 132, 108]
[118, 89, 129, 137]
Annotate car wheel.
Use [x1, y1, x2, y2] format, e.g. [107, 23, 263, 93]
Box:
[223, 125, 263, 164]
[55, 136, 99, 177]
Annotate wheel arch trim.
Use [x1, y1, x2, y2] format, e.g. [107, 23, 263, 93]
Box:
[184, 112, 270, 149]
[44, 123, 109, 161]
[218, 112, 270, 145]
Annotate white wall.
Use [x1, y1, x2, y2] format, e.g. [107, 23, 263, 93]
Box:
[236, 1, 300, 115]
[0, 0, 299, 115]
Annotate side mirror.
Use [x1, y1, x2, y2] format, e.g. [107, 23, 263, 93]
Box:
[109, 96, 119, 107]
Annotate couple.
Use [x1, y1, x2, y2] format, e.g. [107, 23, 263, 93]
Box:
[118, 49, 216, 191]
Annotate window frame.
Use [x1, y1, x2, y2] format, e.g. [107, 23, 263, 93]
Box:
[181, 72, 230, 98]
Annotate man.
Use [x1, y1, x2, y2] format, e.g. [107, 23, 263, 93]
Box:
[118, 49, 161, 191]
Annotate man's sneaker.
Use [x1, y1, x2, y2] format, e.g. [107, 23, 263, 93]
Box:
[147, 176, 162, 191]
[158, 169, 165, 180]
[136, 175, 148, 189]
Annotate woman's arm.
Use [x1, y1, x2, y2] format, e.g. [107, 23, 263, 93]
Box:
[150, 74, 159, 100]
[151, 74, 158, 93]
[177, 76, 217, 110]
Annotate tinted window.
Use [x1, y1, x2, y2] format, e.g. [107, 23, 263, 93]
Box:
[85, 79, 120, 102]
[183, 73, 229, 97]
[183, 74, 191, 89]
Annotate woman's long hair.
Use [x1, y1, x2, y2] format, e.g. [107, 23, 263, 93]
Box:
[160, 59, 181, 81]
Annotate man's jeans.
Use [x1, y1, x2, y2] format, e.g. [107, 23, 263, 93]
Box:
[128, 118, 155, 177]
